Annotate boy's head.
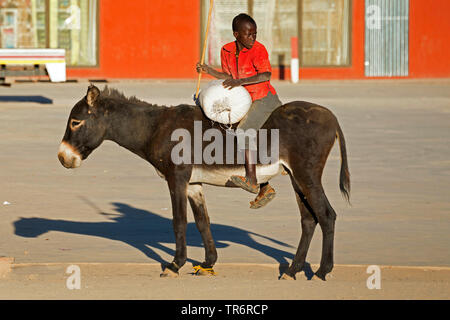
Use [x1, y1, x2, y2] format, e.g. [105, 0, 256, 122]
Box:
[232, 13, 257, 50]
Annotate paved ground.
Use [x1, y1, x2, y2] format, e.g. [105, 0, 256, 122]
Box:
[0, 79, 449, 299]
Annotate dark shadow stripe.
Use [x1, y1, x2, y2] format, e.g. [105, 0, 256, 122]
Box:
[0, 95, 53, 104]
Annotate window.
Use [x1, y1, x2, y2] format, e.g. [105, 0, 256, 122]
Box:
[49, 0, 98, 66]
[0, 0, 98, 66]
[0, 0, 47, 48]
[300, 0, 350, 66]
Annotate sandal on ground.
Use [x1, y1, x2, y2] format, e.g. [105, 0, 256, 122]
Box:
[230, 175, 259, 194]
[250, 186, 276, 209]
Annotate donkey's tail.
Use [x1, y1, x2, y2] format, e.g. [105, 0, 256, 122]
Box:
[336, 123, 351, 204]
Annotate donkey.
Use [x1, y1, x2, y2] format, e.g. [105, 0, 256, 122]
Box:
[58, 85, 350, 280]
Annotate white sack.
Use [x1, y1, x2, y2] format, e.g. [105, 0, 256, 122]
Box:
[199, 80, 252, 125]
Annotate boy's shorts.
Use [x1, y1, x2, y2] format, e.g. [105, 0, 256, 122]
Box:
[236, 92, 282, 150]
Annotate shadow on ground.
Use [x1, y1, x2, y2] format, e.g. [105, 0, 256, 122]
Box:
[13, 202, 296, 273]
[0, 95, 53, 104]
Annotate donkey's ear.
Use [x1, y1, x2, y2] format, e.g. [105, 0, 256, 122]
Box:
[86, 84, 100, 108]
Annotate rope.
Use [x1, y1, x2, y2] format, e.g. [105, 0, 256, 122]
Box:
[193, 265, 217, 276]
[208, 98, 234, 132]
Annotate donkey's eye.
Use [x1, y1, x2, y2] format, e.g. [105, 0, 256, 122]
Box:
[70, 119, 84, 130]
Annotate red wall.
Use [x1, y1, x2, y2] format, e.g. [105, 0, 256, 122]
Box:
[409, 0, 450, 78]
[68, 0, 200, 79]
[68, 0, 450, 80]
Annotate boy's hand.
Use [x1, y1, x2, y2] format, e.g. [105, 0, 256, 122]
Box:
[196, 63, 210, 74]
[222, 78, 243, 89]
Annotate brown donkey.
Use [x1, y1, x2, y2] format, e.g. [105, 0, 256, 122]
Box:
[58, 85, 350, 280]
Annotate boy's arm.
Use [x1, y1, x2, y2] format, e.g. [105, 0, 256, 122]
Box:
[222, 72, 271, 89]
[197, 63, 270, 88]
[196, 63, 232, 80]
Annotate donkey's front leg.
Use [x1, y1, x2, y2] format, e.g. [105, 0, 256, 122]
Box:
[161, 177, 188, 278]
[187, 183, 217, 276]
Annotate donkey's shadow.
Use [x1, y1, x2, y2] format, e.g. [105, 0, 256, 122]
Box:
[14, 202, 302, 274]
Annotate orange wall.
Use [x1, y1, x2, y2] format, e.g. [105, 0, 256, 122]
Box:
[68, 0, 450, 79]
[409, 0, 450, 78]
[68, 0, 200, 79]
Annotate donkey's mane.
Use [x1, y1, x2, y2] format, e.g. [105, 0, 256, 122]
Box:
[99, 86, 160, 108]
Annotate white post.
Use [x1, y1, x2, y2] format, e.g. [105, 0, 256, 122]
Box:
[290, 37, 299, 83]
[45, 62, 66, 82]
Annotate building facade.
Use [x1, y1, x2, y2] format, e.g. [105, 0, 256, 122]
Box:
[1, 0, 449, 79]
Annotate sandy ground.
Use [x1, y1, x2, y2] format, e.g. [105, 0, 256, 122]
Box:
[1, 262, 449, 300]
[0, 79, 449, 299]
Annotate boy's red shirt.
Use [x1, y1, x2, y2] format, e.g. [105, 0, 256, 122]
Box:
[221, 40, 277, 101]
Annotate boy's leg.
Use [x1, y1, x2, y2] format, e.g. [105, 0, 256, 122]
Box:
[230, 148, 259, 194]
[237, 92, 282, 132]
[231, 92, 282, 197]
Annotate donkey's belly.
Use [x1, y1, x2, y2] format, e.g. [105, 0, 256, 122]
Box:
[189, 161, 286, 187]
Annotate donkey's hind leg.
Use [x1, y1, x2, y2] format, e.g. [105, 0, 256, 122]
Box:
[281, 175, 317, 280]
[314, 194, 337, 281]
[287, 172, 336, 281]
[301, 182, 336, 281]
[187, 183, 217, 274]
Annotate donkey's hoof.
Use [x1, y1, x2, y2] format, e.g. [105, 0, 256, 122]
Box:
[160, 267, 179, 278]
[312, 272, 327, 281]
[193, 265, 216, 276]
[280, 273, 295, 280]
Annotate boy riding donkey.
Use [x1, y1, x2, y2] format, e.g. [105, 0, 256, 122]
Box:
[197, 13, 282, 209]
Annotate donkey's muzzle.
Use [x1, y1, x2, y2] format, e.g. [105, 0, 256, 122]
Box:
[58, 141, 82, 168]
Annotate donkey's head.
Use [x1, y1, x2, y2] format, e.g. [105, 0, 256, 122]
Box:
[58, 85, 108, 168]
